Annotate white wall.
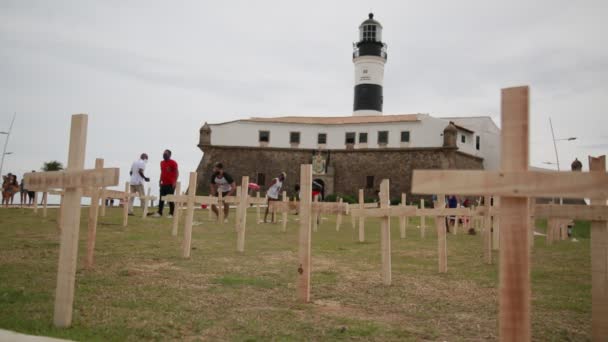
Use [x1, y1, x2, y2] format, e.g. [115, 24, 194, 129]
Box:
[207, 115, 501, 169]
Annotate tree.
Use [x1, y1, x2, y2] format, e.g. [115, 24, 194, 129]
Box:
[42, 160, 64, 172]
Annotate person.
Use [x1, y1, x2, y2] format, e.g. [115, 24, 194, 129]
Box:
[264, 172, 286, 223]
[128, 153, 150, 216]
[446, 195, 458, 232]
[155, 149, 179, 218]
[9, 174, 19, 206]
[26, 171, 36, 206]
[19, 178, 27, 207]
[209, 162, 236, 222]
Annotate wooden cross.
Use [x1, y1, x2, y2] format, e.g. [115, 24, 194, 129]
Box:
[85, 158, 104, 269]
[336, 197, 343, 232]
[416, 195, 472, 273]
[282, 190, 289, 232]
[140, 187, 157, 219]
[419, 198, 426, 238]
[532, 155, 608, 340]
[170, 182, 182, 236]
[471, 195, 499, 264]
[399, 193, 408, 239]
[412, 86, 608, 341]
[122, 182, 134, 227]
[355, 189, 381, 242]
[350, 184, 418, 284]
[162, 172, 217, 258]
[23, 114, 119, 328]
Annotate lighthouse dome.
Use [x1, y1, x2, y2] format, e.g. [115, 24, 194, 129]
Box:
[358, 13, 383, 42]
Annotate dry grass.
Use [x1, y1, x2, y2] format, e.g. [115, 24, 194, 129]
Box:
[0, 207, 591, 341]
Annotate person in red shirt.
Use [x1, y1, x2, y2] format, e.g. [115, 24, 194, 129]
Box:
[155, 149, 179, 217]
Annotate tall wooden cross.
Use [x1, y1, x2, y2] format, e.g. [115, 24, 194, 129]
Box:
[419, 198, 427, 238]
[84, 158, 104, 269]
[472, 195, 498, 264]
[412, 86, 608, 341]
[292, 165, 349, 302]
[162, 172, 218, 258]
[23, 114, 119, 328]
[350, 182, 418, 285]
[355, 189, 381, 242]
[532, 155, 608, 340]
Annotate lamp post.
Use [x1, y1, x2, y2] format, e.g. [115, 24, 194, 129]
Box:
[548, 117, 577, 204]
[0, 113, 16, 178]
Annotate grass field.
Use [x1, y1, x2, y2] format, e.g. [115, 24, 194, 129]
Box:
[0, 207, 592, 341]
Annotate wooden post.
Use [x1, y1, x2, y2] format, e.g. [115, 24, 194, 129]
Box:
[282, 190, 288, 232]
[420, 199, 426, 239]
[218, 191, 224, 223]
[57, 194, 64, 231]
[122, 182, 130, 227]
[589, 155, 608, 340]
[358, 189, 365, 242]
[234, 186, 242, 232]
[437, 194, 448, 273]
[236, 177, 249, 252]
[483, 196, 493, 264]
[171, 182, 181, 237]
[297, 164, 312, 303]
[33, 192, 39, 213]
[529, 198, 535, 248]
[183, 172, 197, 258]
[380, 180, 392, 285]
[99, 188, 107, 217]
[42, 192, 48, 218]
[497, 86, 531, 341]
[85, 158, 103, 269]
[312, 194, 319, 232]
[208, 195, 213, 220]
[256, 191, 261, 224]
[399, 193, 407, 239]
[350, 203, 356, 230]
[492, 197, 500, 250]
[336, 197, 343, 231]
[53, 114, 88, 327]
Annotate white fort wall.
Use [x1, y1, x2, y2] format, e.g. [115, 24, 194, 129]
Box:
[207, 115, 499, 169]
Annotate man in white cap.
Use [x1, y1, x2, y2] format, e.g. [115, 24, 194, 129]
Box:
[129, 153, 150, 215]
[264, 171, 286, 223]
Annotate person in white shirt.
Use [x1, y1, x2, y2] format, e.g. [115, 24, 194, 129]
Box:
[129, 153, 150, 215]
[264, 172, 286, 223]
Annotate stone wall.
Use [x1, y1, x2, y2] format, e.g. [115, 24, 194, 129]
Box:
[196, 144, 483, 202]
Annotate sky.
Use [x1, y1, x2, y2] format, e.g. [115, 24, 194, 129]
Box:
[1, 0, 607, 200]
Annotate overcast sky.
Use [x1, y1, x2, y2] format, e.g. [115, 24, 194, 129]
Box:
[1, 0, 607, 198]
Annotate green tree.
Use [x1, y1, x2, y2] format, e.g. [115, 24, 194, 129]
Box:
[41, 160, 64, 172]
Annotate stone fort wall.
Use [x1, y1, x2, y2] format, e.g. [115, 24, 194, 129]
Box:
[196, 145, 483, 202]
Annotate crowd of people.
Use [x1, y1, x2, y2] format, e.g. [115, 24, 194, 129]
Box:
[1, 171, 37, 207]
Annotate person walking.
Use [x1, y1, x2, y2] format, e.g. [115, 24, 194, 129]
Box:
[128, 153, 150, 215]
[264, 172, 286, 223]
[210, 162, 236, 222]
[19, 178, 27, 207]
[155, 149, 179, 218]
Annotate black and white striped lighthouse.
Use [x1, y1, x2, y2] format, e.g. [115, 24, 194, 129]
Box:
[353, 13, 387, 116]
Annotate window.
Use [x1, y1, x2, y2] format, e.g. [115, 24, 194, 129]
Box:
[257, 173, 266, 187]
[461, 135, 466, 143]
[345, 132, 356, 144]
[366, 175, 374, 189]
[378, 131, 389, 144]
[318, 133, 327, 144]
[290, 132, 300, 144]
[400, 131, 410, 143]
[259, 131, 270, 143]
[476, 136, 480, 150]
[359, 132, 368, 143]
[362, 25, 377, 41]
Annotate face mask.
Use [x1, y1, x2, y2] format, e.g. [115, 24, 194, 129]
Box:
[163, 154, 170, 160]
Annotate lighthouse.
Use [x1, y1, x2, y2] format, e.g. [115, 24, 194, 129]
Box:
[353, 13, 387, 116]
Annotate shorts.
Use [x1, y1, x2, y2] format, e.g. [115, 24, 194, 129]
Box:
[27, 191, 35, 199]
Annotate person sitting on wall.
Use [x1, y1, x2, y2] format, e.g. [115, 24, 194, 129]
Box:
[210, 162, 236, 223]
[264, 172, 286, 223]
